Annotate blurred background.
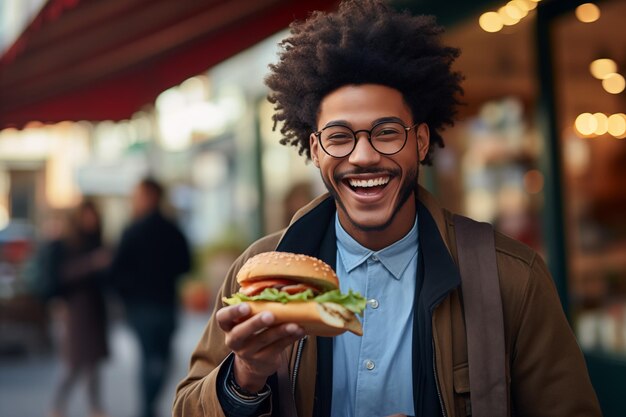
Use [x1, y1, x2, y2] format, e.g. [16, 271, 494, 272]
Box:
[0, 0, 624, 416]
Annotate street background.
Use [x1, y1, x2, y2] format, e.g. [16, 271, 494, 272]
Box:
[0, 0, 624, 416]
[0, 310, 210, 417]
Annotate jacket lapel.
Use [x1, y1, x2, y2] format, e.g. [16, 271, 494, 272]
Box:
[276, 197, 336, 257]
[412, 202, 461, 416]
[417, 202, 461, 312]
[276, 196, 336, 417]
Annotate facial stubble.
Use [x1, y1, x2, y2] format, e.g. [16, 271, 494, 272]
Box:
[321, 165, 419, 233]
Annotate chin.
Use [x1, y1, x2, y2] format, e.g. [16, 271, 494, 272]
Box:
[342, 208, 398, 232]
[322, 166, 418, 234]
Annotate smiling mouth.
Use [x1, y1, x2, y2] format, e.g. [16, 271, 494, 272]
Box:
[344, 176, 391, 195]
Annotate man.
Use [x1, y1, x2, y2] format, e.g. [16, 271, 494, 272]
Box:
[173, 1, 601, 416]
[110, 178, 191, 417]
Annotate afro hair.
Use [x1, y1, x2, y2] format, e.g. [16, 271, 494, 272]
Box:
[265, 0, 464, 165]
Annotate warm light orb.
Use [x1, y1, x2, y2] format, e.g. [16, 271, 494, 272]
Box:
[590, 58, 617, 79]
[608, 113, 626, 138]
[575, 113, 598, 136]
[511, 0, 535, 12]
[592, 113, 608, 135]
[479, 12, 504, 32]
[505, 2, 528, 19]
[522, 0, 538, 10]
[602, 73, 626, 94]
[498, 6, 520, 25]
[575, 3, 601, 23]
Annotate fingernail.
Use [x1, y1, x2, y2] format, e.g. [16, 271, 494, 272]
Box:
[286, 323, 302, 335]
[260, 312, 274, 325]
[238, 303, 250, 315]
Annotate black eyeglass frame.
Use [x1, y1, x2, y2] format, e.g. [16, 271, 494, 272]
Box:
[313, 121, 420, 158]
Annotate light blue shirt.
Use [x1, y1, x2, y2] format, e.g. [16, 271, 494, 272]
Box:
[331, 213, 418, 417]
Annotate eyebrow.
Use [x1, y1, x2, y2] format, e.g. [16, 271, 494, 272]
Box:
[322, 116, 406, 129]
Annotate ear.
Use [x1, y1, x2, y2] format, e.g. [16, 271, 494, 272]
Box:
[416, 123, 430, 162]
[309, 133, 320, 168]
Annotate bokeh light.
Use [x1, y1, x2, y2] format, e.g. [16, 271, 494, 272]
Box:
[602, 73, 626, 94]
[592, 113, 608, 135]
[575, 3, 601, 23]
[575, 113, 598, 136]
[498, 6, 520, 25]
[479, 12, 504, 32]
[608, 113, 626, 138]
[590, 58, 617, 79]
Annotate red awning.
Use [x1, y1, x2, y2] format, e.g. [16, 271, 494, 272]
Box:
[0, 0, 338, 129]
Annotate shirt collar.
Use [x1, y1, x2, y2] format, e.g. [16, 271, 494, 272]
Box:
[335, 213, 419, 280]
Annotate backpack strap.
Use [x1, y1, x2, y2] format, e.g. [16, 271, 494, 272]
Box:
[454, 214, 507, 417]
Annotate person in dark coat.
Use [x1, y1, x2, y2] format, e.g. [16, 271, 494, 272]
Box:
[49, 200, 111, 417]
[109, 178, 192, 417]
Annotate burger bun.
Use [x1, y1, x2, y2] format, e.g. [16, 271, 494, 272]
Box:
[247, 301, 363, 336]
[236, 252, 338, 292]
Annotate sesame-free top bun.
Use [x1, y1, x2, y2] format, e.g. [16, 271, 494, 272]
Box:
[236, 251, 339, 291]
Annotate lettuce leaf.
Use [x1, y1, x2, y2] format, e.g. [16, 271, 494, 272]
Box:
[313, 289, 367, 315]
[222, 288, 367, 315]
[223, 288, 315, 305]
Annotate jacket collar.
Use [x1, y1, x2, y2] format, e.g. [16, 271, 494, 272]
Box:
[283, 185, 454, 265]
[276, 197, 336, 417]
[276, 196, 336, 266]
[417, 200, 461, 311]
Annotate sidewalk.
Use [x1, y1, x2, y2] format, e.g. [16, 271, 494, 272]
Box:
[0, 310, 211, 417]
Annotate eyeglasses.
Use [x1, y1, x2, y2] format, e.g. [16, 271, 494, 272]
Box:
[314, 121, 418, 158]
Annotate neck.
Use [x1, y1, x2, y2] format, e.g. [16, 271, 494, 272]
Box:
[338, 194, 416, 251]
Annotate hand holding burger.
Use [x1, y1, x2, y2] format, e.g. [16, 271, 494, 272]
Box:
[223, 251, 365, 336]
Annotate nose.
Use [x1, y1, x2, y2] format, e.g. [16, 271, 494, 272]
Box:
[348, 132, 381, 166]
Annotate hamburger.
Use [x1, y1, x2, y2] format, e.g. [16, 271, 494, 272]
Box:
[223, 251, 365, 336]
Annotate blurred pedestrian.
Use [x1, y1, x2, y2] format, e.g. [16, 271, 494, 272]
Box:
[49, 200, 111, 417]
[26, 210, 66, 301]
[109, 178, 192, 417]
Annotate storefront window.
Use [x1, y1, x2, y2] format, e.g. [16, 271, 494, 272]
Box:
[429, 6, 545, 253]
[553, 0, 626, 356]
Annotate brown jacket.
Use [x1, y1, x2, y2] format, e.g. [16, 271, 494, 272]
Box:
[173, 187, 601, 417]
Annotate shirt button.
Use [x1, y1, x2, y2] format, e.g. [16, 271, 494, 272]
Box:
[364, 359, 375, 370]
[368, 299, 379, 309]
[371, 254, 379, 262]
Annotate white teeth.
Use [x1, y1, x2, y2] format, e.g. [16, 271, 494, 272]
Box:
[348, 177, 390, 188]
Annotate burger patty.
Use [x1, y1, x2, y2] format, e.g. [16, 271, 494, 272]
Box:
[240, 279, 320, 296]
[321, 302, 353, 321]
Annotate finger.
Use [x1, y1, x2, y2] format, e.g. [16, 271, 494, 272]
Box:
[252, 325, 305, 358]
[236, 323, 304, 356]
[233, 326, 305, 380]
[226, 311, 279, 351]
[216, 303, 252, 332]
